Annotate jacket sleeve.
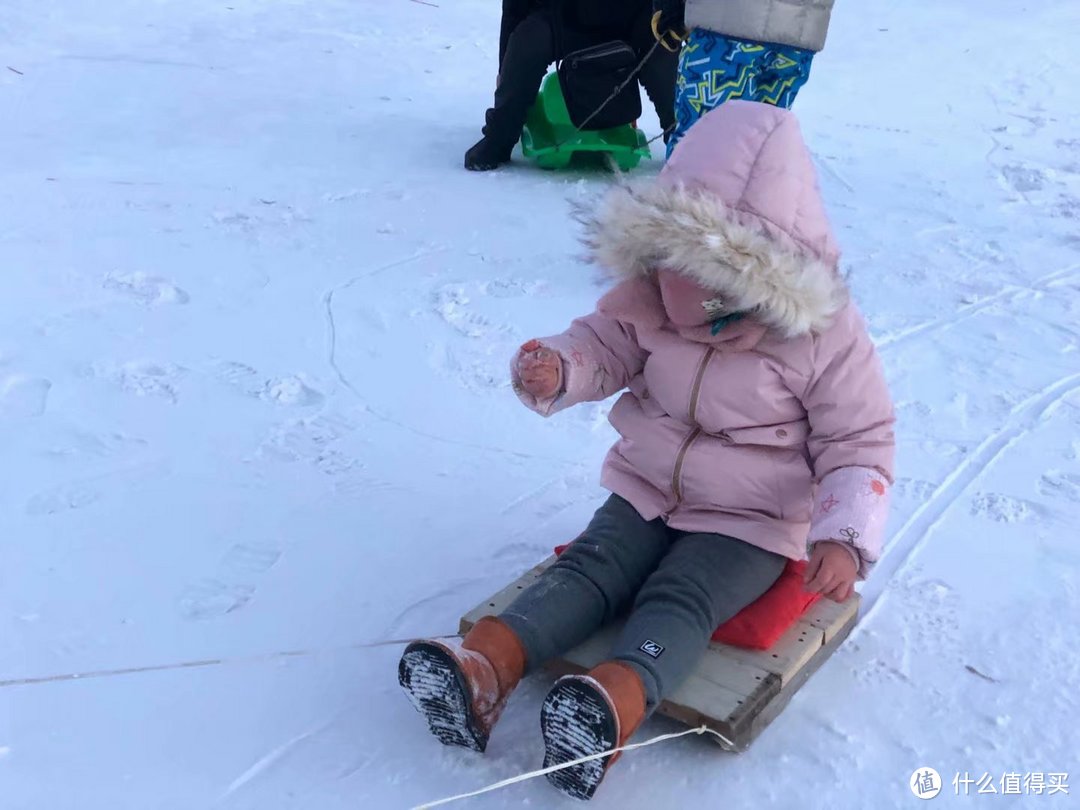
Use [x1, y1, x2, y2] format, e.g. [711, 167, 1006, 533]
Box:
[800, 304, 896, 578]
[512, 310, 647, 417]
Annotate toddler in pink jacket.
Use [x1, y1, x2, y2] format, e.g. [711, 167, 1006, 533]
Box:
[400, 100, 895, 801]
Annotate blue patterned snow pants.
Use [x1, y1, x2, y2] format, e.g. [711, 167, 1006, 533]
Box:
[667, 29, 815, 157]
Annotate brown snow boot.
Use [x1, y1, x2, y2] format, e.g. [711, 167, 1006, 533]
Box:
[398, 616, 526, 752]
[540, 660, 648, 800]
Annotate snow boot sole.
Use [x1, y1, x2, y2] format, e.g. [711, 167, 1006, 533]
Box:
[398, 641, 489, 752]
[540, 676, 619, 800]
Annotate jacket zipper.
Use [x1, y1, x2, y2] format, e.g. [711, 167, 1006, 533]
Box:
[671, 348, 715, 505]
[570, 42, 631, 68]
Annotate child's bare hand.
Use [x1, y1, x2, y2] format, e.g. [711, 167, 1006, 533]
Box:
[515, 339, 563, 400]
[804, 541, 858, 602]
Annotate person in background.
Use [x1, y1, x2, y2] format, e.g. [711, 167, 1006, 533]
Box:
[465, 0, 678, 171]
[651, 0, 835, 156]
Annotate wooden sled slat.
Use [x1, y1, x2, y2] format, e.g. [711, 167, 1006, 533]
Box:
[460, 561, 547, 629]
[707, 621, 824, 685]
[802, 595, 860, 644]
[460, 555, 859, 752]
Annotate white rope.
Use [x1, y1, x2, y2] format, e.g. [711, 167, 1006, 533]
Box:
[412, 724, 734, 809]
[0, 633, 462, 689]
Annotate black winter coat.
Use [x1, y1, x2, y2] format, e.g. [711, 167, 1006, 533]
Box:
[498, 0, 651, 66]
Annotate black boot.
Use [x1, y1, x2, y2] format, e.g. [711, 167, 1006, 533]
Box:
[465, 10, 559, 172]
[464, 137, 513, 171]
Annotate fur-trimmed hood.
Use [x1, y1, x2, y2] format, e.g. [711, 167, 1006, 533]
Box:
[581, 101, 847, 338]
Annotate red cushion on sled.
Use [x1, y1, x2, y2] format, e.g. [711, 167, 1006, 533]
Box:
[552, 545, 819, 651]
[709, 559, 821, 650]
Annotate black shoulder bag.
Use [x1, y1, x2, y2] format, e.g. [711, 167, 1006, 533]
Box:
[551, 5, 642, 130]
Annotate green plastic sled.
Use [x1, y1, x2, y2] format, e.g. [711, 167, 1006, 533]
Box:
[520, 73, 652, 171]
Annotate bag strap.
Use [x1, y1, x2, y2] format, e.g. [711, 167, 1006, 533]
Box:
[549, 0, 567, 62]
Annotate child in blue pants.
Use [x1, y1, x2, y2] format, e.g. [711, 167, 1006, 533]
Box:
[652, 0, 834, 156]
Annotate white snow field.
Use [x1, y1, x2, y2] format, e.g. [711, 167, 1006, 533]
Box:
[2, 0, 1079, 807]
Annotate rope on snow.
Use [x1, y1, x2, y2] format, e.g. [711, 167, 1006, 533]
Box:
[0, 633, 462, 689]
[412, 724, 735, 809]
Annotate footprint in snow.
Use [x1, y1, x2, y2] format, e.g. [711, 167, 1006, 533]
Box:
[212, 206, 311, 239]
[264, 376, 324, 407]
[429, 342, 504, 392]
[431, 281, 526, 339]
[207, 361, 324, 406]
[893, 477, 937, 501]
[1000, 164, 1047, 194]
[178, 542, 282, 620]
[179, 579, 256, 620]
[208, 360, 267, 398]
[103, 271, 189, 305]
[969, 492, 1037, 523]
[0, 374, 51, 417]
[219, 542, 282, 578]
[484, 277, 545, 299]
[432, 285, 499, 339]
[89, 360, 186, 403]
[25, 485, 101, 516]
[256, 414, 356, 475]
[46, 429, 148, 461]
[1038, 471, 1080, 502]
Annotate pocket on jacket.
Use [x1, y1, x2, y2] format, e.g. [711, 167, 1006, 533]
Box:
[723, 420, 810, 448]
[628, 376, 666, 419]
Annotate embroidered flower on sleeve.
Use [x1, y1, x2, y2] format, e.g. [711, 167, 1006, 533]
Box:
[861, 475, 888, 497]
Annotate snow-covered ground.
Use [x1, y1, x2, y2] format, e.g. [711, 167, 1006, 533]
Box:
[2, 1, 1079, 807]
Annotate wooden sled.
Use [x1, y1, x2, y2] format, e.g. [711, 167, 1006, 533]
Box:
[460, 556, 859, 752]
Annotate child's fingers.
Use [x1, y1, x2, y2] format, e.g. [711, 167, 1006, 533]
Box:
[523, 380, 557, 397]
[808, 557, 845, 592]
[520, 366, 558, 385]
[519, 358, 556, 377]
[520, 364, 560, 396]
[825, 580, 853, 603]
[803, 551, 824, 585]
[517, 350, 559, 374]
[519, 361, 554, 377]
[517, 348, 561, 398]
[515, 342, 541, 369]
[517, 342, 555, 362]
[522, 379, 554, 393]
[805, 567, 836, 594]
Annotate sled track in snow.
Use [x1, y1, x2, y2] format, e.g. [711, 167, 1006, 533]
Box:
[874, 264, 1080, 352]
[322, 250, 582, 467]
[323, 249, 443, 401]
[857, 372, 1080, 624]
[218, 729, 319, 801]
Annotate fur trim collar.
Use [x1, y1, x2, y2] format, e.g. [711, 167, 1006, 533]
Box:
[579, 182, 847, 337]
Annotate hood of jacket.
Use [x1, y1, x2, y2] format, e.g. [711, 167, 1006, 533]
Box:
[580, 100, 847, 338]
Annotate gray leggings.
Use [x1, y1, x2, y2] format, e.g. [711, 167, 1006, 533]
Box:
[500, 495, 786, 711]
